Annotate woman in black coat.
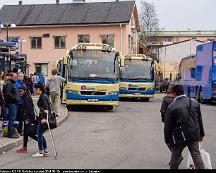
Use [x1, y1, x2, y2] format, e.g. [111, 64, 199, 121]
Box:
[32, 83, 51, 157]
[16, 86, 38, 153]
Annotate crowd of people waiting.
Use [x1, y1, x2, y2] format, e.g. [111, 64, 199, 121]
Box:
[0, 68, 65, 157]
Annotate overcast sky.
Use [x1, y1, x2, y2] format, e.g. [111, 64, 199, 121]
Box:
[0, 0, 215, 30]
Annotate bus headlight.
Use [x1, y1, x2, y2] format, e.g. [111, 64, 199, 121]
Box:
[108, 91, 118, 95]
[120, 87, 127, 90]
[68, 90, 79, 94]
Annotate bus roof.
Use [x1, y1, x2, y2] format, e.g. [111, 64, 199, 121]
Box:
[70, 43, 117, 52]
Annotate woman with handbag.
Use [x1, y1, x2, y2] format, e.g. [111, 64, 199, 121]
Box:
[32, 83, 51, 157]
[16, 86, 38, 153]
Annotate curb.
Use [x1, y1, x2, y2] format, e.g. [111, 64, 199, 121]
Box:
[0, 104, 68, 155]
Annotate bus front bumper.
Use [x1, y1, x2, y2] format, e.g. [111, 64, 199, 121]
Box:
[66, 100, 119, 106]
[119, 94, 154, 98]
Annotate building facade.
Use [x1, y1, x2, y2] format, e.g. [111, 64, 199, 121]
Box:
[158, 39, 203, 80]
[0, 1, 140, 76]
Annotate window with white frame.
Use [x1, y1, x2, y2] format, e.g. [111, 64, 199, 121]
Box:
[54, 36, 66, 49]
[31, 37, 42, 49]
[35, 63, 48, 75]
[78, 35, 90, 43]
[101, 34, 114, 47]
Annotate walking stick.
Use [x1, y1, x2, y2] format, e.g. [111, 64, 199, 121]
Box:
[46, 111, 58, 160]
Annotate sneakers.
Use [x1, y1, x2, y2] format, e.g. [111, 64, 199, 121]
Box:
[17, 147, 27, 153]
[32, 152, 43, 158]
[43, 151, 49, 157]
[32, 151, 49, 157]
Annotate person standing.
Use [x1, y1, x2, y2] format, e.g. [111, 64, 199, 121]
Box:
[32, 83, 51, 157]
[160, 83, 184, 166]
[164, 85, 205, 169]
[0, 71, 5, 119]
[32, 73, 39, 87]
[38, 73, 45, 86]
[28, 74, 34, 95]
[16, 86, 38, 153]
[3, 72, 19, 138]
[46, 68, 66, 116]
[16, 72, 27, 135]
[160, 84, 175, 123]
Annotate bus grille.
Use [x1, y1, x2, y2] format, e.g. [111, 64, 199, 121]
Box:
[80, 91, 106, 95]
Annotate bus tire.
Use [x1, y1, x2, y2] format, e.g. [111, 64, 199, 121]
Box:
[142, 98, 150, 102]
[106, 106, 113, 111]
[195, 87, 199, 101]
[199, 88, 206, 104]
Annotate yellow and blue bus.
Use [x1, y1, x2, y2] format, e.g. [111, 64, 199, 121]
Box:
[61, 43, 120, 110]
[119, 54, 155, 101]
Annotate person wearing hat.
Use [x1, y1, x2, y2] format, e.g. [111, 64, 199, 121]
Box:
[16, 86, 38, 153]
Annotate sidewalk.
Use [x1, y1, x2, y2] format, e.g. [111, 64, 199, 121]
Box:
[0, 99, 68, 155]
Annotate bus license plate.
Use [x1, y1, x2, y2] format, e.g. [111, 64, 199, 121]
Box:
[88, 99, 98, 102]
[133, 93, 141, 95]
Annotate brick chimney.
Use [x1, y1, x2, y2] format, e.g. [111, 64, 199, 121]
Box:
[19, 1, 22, 5]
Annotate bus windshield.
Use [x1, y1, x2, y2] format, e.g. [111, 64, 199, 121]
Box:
[68, 50, 118, 81]
[120, 60, 153, 80]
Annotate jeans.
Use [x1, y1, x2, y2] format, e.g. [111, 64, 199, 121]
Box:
[16, 105, 23, 134]
[7, 104, 18, 137]
[170, 141, 205, 169]
[37, 123, 47, 151]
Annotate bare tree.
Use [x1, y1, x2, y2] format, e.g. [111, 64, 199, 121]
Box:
[139, 1, 159, 57]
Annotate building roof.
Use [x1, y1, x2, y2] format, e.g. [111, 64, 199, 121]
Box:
[161, 39, 204, 48]
[0, 1, 136, 27]
[155, 30, 216, 37]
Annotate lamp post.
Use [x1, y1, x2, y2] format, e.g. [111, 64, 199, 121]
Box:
[1, 23, 16, 42]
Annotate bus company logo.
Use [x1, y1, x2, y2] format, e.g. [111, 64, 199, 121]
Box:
[128, 84, 138, 88]
[81, 85, 87, 90]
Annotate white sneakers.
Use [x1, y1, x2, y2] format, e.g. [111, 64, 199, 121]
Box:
[32, 151, 49, 157]
[32, 152, 43, 157]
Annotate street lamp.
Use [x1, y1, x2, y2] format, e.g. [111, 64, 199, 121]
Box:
[0, 23, 16, 42]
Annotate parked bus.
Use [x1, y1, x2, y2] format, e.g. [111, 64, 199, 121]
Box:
[179, 41, 216, 103]
[119, 54, 156, 101]
[60, 43, 120, 110]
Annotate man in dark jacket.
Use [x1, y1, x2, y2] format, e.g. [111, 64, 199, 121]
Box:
[164, 85, 205, 169]
[3, 72, 19, 138]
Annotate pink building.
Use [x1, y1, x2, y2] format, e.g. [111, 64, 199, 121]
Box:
[0, 0, 140, 76]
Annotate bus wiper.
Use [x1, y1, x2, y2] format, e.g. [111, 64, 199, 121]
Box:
[132, 78, 151, 81]
[89, 77, 115, 83]
[71, 76, 115, 82]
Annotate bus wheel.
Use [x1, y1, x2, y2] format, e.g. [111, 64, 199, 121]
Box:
[142, 98, 150, 102]
[66, 105, 72, 110]
[199, 88, 206, 104]
[106, 106, 113, 111]
[195, 88, 199, 101]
